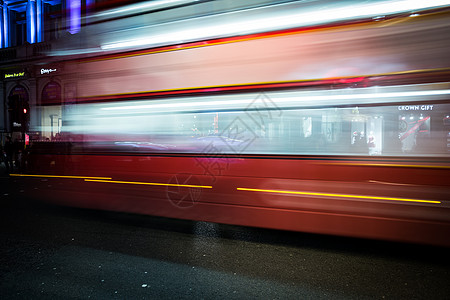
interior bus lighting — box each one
[100,89,450,111]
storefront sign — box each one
[40,68,57,75]
[398,105,434,111]
[41,81,62,105]
[4,72,25,79]
[10,85,29,100]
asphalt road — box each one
[1,173,449,299]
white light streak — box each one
[100,88,450,111]
[90,0,197,18]
[101,0,450,51]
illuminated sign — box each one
[398,105,434,111]
[10,85,29,101]
[4,72,25,79]
[40,68,57,75]
[41,82,62,105]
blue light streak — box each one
[1,5,4,48]
[36,0,42,42]
[2,4,9,48]
[27,0,36,44]
[68,0,81,34]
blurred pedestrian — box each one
[4,136,14,174]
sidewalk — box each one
[0,161,13,176]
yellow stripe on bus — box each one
[236,187,441,204]
[85,179,212,189]
[10,174,112,180]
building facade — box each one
[1,0,92,144]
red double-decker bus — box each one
[13,1,450,246]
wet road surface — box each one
[1,174,449,299]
